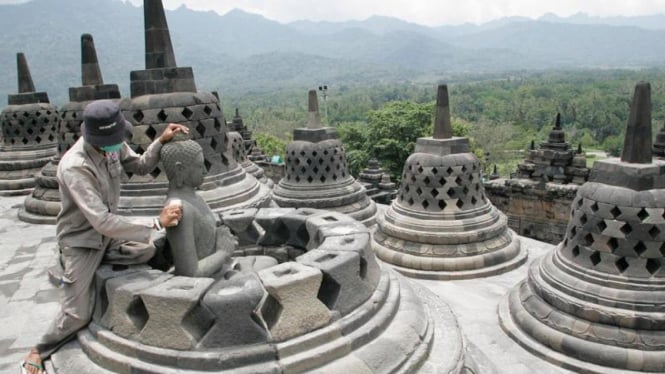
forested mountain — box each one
[0,0,664,105]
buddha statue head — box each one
[160,133,206,190]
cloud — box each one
[127,0,665,26]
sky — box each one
[1,0,664,25]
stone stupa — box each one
[18,34,121,224]
[372,84,526,279]
[500,82,665,373]
[271,90,377,225]
[0,53,58,195]
[116,0,270,216]
[358,157,397,204]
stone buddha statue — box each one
[160,135,237,277]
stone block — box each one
[254,207,295,246]
[199,272,270,348]
[305,211,368,248]
[296,249,374,316]
[102,270,173,338]
[279,208,320,249]
[316,233,380,288]
[93,264,150,324]
[258,262,331,341]
[139,276,214,350]
[219,208,260,245]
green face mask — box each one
[100,143,123,153]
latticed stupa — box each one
[358,157,397,204]
[0,53,58,196]
[271,90,377,225]
[500,82,665,373]
[372,84,526,279]
[18,34,121,224]
[116,0,270,216]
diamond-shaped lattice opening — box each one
[423,176,430,184]
[471,196,478,205]
[579,213,587,225]
[295,159,300,165]
[461,165,467,172]
[417,166,424,173]
[637,208,649,222]
[157,110,168,122]
[312,166,319,174]
[455,176,463,185]
[620,223,632,236]
[475,184,480,191]
[610,206,622,219]
[260,294,283,330]
[311,150,317,157]
[213,118,221,132]
[416,187,422,196]
[210,138,218,151]
[307,159,312,165]
[196,123,206,137]
[300,151,306,156]
[447,189,455,198]
[431,189,439,198]
[133,110,144,122]
[634,241,647,256]
[649,226,660,239]
[300,167,306,174]
[462,186,469,195]
[607,237,619,252]
[438,200,447,210]
[590,202,599,212]
[332,174,338,181]
[307,176,313,183]
[411,175,417,183]
[399,194,404,201]
[408,198,414,206]
[432,167,438,175]
[404,185,410,193]
[660,243,665,257]
[181,107,193,119]
[22,138,28,145]
[320,175,326,183]
[577,198,584,208]
[319,158,325,165]
[13,128,20,136]
[446,167,454,175]
[646,259,661,275]
[145,126,157,140]
[39,126,45,133]
[584,233,594,246]
[150,167,161,179]
[589,251,601,266]
[323,150,329,155]
[48,134,55,142]
[295,176,301,182]
[204,159,212,172]
[571,245,580,257]
[439,177,446,186]
[203,105,212,115]
[596,220,607,232]
[127,297,149,331]
[570,226,577,236]
[615,257,629,273]
[456,199,464,209]
[317,273,341,310]
[422,200,430,209]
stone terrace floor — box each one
[0,196,571,373]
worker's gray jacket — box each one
[56,137,163,250]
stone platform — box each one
[0,196,572,373]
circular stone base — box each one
[46,270,470,374]
[498,292,647,374]
[17,207,56,225]
[378,245,528,280]
[0,187,33,196]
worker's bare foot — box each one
[21,348,44,374]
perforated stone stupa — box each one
[228,129,273,187]
[372,84,526,279]
[0,53,58,196]
[116,0,270,216]
[47,208,475,373]
[358,157,397,204]
[272,90,377,225]
[500,82,665,373]
[18,34,121,224]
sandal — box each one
[20,360,44,374]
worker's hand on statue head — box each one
[159,123,190,144]
[159,203,182,228]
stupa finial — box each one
[621,82,652,164]
[17,53,35,93]
[81,34,104,86]
[554,112,562,130]
[433,84,452,139]
[307,89,321,128]
[144,0,177,69]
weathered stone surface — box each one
[373,84,525,279]
[258,261,331,341]
[139,276,214,349]
[358,157,397,204]
[272,89,376,226]
[501,81,665,372]
[199,272,270,348]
